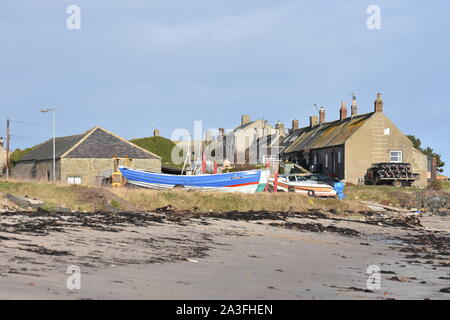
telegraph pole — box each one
[6,118,10,179]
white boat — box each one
[270,174,337,197]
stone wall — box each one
[0,147,6,174]
[12,160,61,181]
[345,112,428,187]
[411,148,429,187]
[60,158,161,185]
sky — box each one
[0,1,449,174]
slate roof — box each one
[17,127,160,162]
[66,128,159,159]
[19,133,87,161]
[281,112,374,154]
[231,119,272,133]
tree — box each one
[407,135,445,173]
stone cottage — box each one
[13,127,161,185]
[281,93,431,187]
[215,115,280,165]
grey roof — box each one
[19,133,87,161]
[17,127,160,162]
[66,128,159,159]
[282,113,374,154]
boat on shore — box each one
[118,167,268,193]
[271,174,337,197]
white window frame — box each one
[384,128,391,135]
[390,151,403,163]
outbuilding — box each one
[12,126,161,185]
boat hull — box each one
[119,167,268,194]
[272,180,337,197]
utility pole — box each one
[41,108,56,182]
[6,118,10,179]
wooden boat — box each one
[271,174,337,197]
[118,167,269,193]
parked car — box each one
[302,174,341,187]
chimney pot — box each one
[351,94,358,117]
[319,107,326,124]
[292,119,299,131]
[374,92,383,112]
[153,129,160,137]
[340,101,348,120]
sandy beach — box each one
[0,208,449,300]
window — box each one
[384,128,391,135]
[338,151,341,164]
[313,154,317,165]
[67,176,82,185]
[325,154,329,168]
[390,151,402,163]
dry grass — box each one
[345,185,415,207]
[0,179,102,211]
[110,188,367,214]
[1,179,418,214]
[442,181,450,191]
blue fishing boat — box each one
[118,167,268,193]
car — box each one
[302,174,341,187]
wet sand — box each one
[0,209,449,299]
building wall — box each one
[0,146,6,174]
[231,120,277,164]
[345,112,428,187]
[281,145,345,178]
[411,148,428,187]
[309,146,345,179]
[12,160,61,181]
[60,158,161,185]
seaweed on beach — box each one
[269,222,360,237]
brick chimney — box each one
[310,116,318,128]
[292,119,299,131]
[374,92,383,113]
[351,94,358,117]
[339,101,347,121]
[241,115,251,125]
[153,129,160,137]
[319,107,325,124]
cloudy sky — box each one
[1,1,449,174]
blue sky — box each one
[1,1,449,174]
